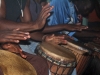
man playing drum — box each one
[0,0,53,75]
[28,0,95,75]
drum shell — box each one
[62,41,91,75]
[37,42,77,75]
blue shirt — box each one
[48,0,78,25]
[47,0,78,41]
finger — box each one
[13,31,30,35]
[41,6,53,18]
[39,8,51,21]
[42,7,53,18]
[19,49,27,58]
[13,28,20,31]
[42,3,50,9]
[60,40,67,44]
[2,39,19,43]
[54,36,65,39]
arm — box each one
[73,31,99,38]
[30,31,67,44]
[0,0,53,31]
[42,24,88,33]
[30,31,44,41]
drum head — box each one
[62,38,90,54]
[40,42,76,64]
[0,50,37,75]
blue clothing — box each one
[20,39,39,54]
[48,0,78,41]
[48,0,78,25]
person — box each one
[0,33,67,75]
[0,0,93,75]
[0,0,69,75]
[22,0,89,54]
[72,0,100,44]
[0,0,53,31]
[0,0,54,75]
[29,0,95,75]
[0,43,49,75]
[0,0,88,53]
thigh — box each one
[24,52,49,75]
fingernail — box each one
[25,32,29,34]
[27,35,30,38]
[24,37,27,39]
[15,40,19,43]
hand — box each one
[1,43,27,58]
[64,24,88,31]
[0,29,30,43]
[44,34,67,44]
[35,3,54,29]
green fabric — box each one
[5,0,27,21]
[82,17,88,26]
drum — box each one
[85,42,100,58]
[62,39,91,75]
[84,42,100,75]
[37,42,76,75]
[0,50,37,75]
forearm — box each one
[42,24,65,33]
[30,32,44,41]
[74,31,97,38]
[0,19,39,31]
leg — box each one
[24,52,49,75]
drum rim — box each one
[37,45,76,67]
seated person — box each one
[0,34,67,75]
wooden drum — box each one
[62,39,91,75]
[37,42,77,75]
[85,42,100,58]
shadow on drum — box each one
[62,39,92,75]
[37,42,77,75]
[0,50,37,75]
[83,42,100,75]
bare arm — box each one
[0,0,53,31]
[30,31,44,41]
[73,31,99,38]
[42,24,88,33]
